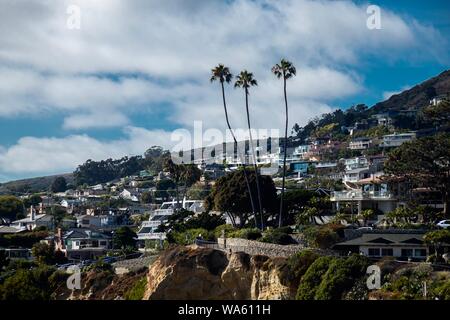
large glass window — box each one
[414,249,426,257]
[368,248,380,256]
[401,249,413,257]
[381,248,393,256]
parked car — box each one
[436,220,450,229]
[357,227,373,231]
[102,256,117,264]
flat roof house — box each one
[381,132,416,148]
[348,137,372,150]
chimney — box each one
[30,205,36,221]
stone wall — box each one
[217,237,305,258]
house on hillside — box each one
[120,189,140,202]
[331,174,398,215]
[54,228,112,261]
[10,206,53,231]
[381,132,416,148]
[348,137,372,150]
[333,230,429,261]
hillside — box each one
[0,173,74,195]
[1,70,448,194]
[371,69,450,113]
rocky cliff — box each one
[143,245,295,300]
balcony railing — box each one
[152,208,174,216]
[137,232,166,240]
[331,190,394,201]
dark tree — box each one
[384,133,450,216]
[50,177,67,193]
[113,226,137,249]
[140,191,153,204]
[205,170,277,227]
[0,195,24,220]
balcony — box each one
[331,190,394,201]
[137,232,166,240]
[152,208,174,216]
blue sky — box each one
[0,0,449,182]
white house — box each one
[120,189,140,202]
[349,137,372,150]
[381,132,416,148]
[10,206,53,231]
[334,231,429,261]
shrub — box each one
[167,228,213,245]
[233,228,262,240]
[430,280,450,300]
[261,228,295,245]
[302,225,341,249]
[124,276,147,300]
[213,224,236,239]
[0,231,48,248]
[315,255,370,300]
[283,250,320,287]
[0,265,58,300]
[296,256,335,300]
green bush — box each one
[315,255,370,300]
[233,228,262,240]
[296,256,335,300]
[213,224,236,239]
[0,265,58,300]
[124,276,147,300]
[430,280,450,300]
[0,231,49,248]
[302,225,341,249]
[261,228,295,245]
[167,228,213,245]
[284,250,320,287]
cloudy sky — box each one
[0,0,449,182]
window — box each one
[414,249,426,257]
[381,248,393,256]
[368,248,380,256]
[401,249,413,257]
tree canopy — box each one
[0,195,24,220]
[205,170,277,227]
[50,176,67,193]
[384,133,450,216]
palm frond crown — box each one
[210,64,233,83]
[271,59,296,80]
[234,70,258,89]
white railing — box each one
[141,220,162,228]
[331,190,394,201]
[152,208,174,216]
[137,232,166,240]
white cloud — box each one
[382,85,412,100]
[0,0,448,179]
[0,126,182,177]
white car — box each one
[436,220,450,229]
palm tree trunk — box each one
[221,83,258,228]
[279,75,288,227]
[245,87,264,229]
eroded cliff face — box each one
[143,245,295,300]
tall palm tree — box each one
[234,70,264,229]
[210,65,258,228]
[272,59,296,227]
